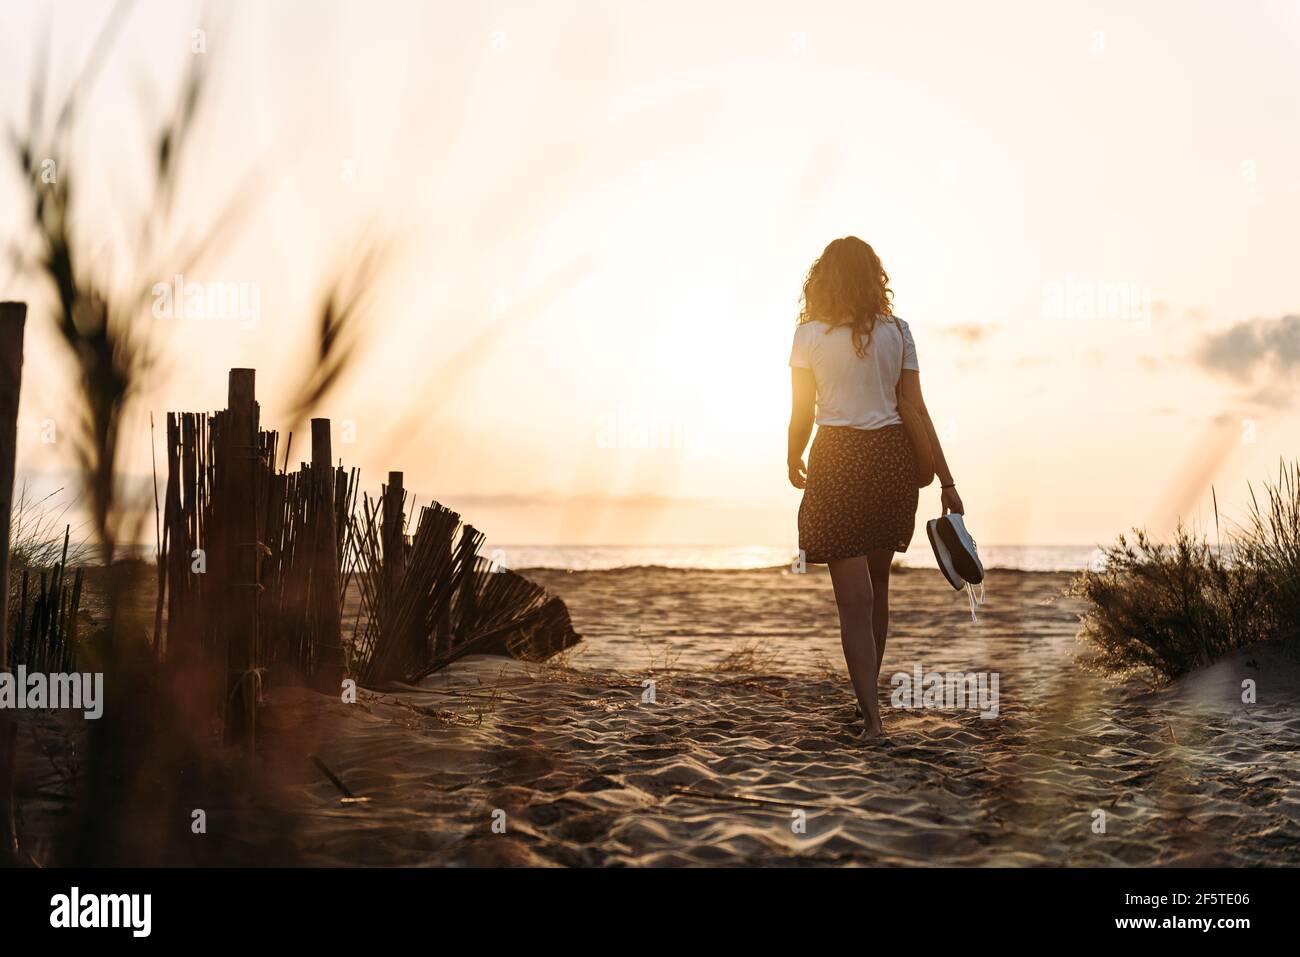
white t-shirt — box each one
[788,317,919,430]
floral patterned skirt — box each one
[798,424,919,564]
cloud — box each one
[1195,314,1300,381]
[939,323,992,343]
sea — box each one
[109,541,1098,574]
[486,544,1098,574]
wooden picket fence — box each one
[150,369,581,748]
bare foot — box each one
[858,717,884,741]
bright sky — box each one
[2,0,1299,550]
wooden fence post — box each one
[382,471,405,593]
[0,303,28,865]
[225,369,259,749]
[381,472,410,663]
[311,418,344,690]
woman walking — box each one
[787,237,964,738]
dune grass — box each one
[8,484,89,572]
[1239,461,1300,641]
[1074,461,1300,684]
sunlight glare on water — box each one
[490,543,1098,573]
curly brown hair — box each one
[798,236,896,358]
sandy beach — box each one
[3,8,1299,941]
[17,564,1290,867]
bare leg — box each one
[867,549,894,676]
[827,557,881,737]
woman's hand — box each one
[941,484,964,515]
[788,458,807,489]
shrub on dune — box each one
[1074,462,1298,684]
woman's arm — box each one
[899,369,965,514]
[787,367,816,488]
